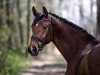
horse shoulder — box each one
[88,44,100,75]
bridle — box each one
[31,16,53,52]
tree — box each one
[97,0,100,40]
[26,0,31,57]
[17,0,24,46]
[0,0,3,28]
[27,0,31,44]
[6,0,14,48]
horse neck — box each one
[51,16,94,63]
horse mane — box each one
[32,12,95,41]
[49,13,95,41]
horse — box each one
[28,6,100,75]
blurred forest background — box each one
[0,0,100,75]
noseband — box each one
[31,18,52,51]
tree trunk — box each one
[6,0,13,48]
[0,0,3,28]
[27,0,31,44]
[97,0,100,40]
[26,0,31,57]
[17,0,24,46]
[6,0,12,27]
[79,0,85,28]
[91,0,93,15]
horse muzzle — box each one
[28,46,39,56]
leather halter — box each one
[31,17,52,51]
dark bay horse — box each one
[28,6,100,75]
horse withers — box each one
[28,6,100,75]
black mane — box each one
[49,13,95,41]
[32,12,95,41]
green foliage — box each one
[0,0,33,75]
[0,25,31,75]
[0,48,31,75]
[0,25,11,43]
[0,25,11,75]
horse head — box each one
[28,6,53,56]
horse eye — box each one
[43,25,48,29]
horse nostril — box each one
[31,46,37,52]
[28,46,38,56]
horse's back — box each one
[88,44,100,75]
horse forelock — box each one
[32,13,44,26]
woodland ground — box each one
[21,60,67,75]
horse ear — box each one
[32,6,38,16]
[43,6,48,18]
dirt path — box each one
[21,60,67,75]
